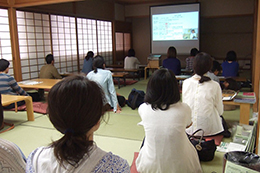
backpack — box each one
[126,88,145,110]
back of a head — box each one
[145,68,180,110]
[193,52,212,83]
[0,59,10,72]
[190,48,199,56]
[225,78,240,91]
[85,51,94,61]
[93,55,105,73]
[211,60,222,72]
[167,46,177,58]
[45,54,54,64]
[48,75,106,166]
[128,49,135,57]
[225,50,237,61]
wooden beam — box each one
[13,0,83,8]
[8,7,22,81]
[0,0,9,7]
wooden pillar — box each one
[254,0,260,154]
[8,7,22,81]
[254,0,260,111]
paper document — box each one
[217,142,246,152]
[19,81,43,85]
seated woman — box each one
[162,46,181,75]
[124,49,140,70]
[221,50,239,77]
[186,48,199,71]
[26,75,130,172]
[82,51,94,74]
[87,55,121,113]
[136,69,202,173]
[182,52,224,137]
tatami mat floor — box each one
[0,77,252,173]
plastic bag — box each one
[224,151,260,171]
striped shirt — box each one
[0,73,28,96]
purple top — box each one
[221,61,239,77]
[162,58,181,75]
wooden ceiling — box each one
[0,0,194,8]
[0,0,82,8]
[114,0,193,5]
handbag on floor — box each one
[189,129,216,161]
[126,88,145,110]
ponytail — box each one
[199,76,211,83]
[51,133,93,167]
[94,67,98,73]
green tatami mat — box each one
[96,112,144,141]
[2,111,43,125]
[0,125,62,156]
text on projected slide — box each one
[152,11,199,41]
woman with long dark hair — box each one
[182,52,224,136]
[136,69,202,173]
[82,51,94,74]
[87,55,121,113]
[26,75,129,172]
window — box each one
[0,9,13,76]
[14,10,114,80]
[17,11,51,80]
[97,20,113,65]
[124,33,131,54]
[77,18,97,69]
[115,32,131,63]
[51,15,77,73]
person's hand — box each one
[115,104,121,113]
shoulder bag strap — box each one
[131,92,139,109]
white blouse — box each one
[182,74,224,136]
[136,102,202,173]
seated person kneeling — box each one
[26,76,130,172]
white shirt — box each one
[87,69,118,112]
[182,74,224,136]
[136,102,202,173]
[124,56,140,70]
[26,145,130,173]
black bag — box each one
[126,88,145,110]
[117,95,126,107]
[189,129,216,161]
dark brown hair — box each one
[193,52,212,83]
[128,49,135,57]
[0,59,10,72]
[167,46,177,58]
[92,55,105,73]
[144,68,180,110]
[45,54,54,64]
[85,51,94,61]
[48,75,107,167]
[225,50,237,61]
[225,78,240,91]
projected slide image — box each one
[183,28,198,40]
[152,11,198,41]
